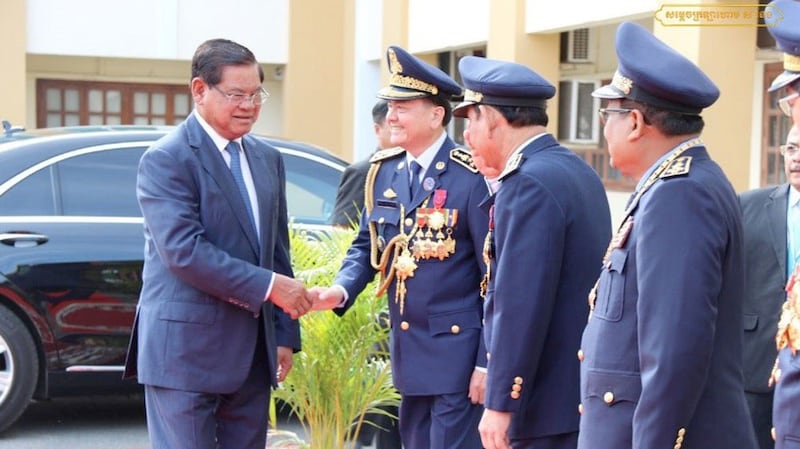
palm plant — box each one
[270,227,400,449]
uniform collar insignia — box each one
[449,148,478,173]
[370,146,406,163]
[660,156,692,179]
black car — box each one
[0,125,346,433]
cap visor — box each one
[377,85,431,100]
[452,100,476,118]
[591,84,626,99]
[768,71,800,93]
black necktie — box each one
[409,161,422,198]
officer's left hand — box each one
[468,368,486,404]
[276,346,294,382]
[479,409,512,449]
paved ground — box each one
[0,395,319,449]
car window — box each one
[283,152,341,225]
[0,168,56,215]
[58,147,146,217]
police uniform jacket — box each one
[483,133,611,440]
[773,275,800,449]
[334,136,489,396]
[578,144,756,449]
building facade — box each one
[0,0,788,220]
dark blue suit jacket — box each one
[124,114,300,393]
[334,136,489,396]
[740,185,789,392]
[578,145,757,449]
[482,134,611,440]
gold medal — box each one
[428,210,445,230]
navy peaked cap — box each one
[452,56,555,118]
[377,46,462,101]
[766,0,800,92]
[592,22,720,114]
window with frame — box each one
[438,48,486,146]
[558,80,600,143]
[762,62,792,186]
[37,79,192,128]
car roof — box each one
[0,125,346,182]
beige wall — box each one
[488,0,560,136]
[283,0,356,158]
[0,0,27,127]
[381,0,410,84]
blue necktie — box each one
[409,161,422,198]
[225,141,256,230]
[789,200,800,278]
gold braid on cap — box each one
[387,47,438,95]
[612,71,634,95]
[389,73,439,95]
[785,53,800,72]
[464,89,484,102]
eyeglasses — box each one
[778,92,799,117]
[212,85,270,106]
[597,108,634,125]
[780,143,800,157]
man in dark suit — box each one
[311,45,489,449]
[453,57,611,449]
[123,39,312,449]
[332,99,392,228]
[577,22,757,449]
[740,165,790,449]
[748,4,800,447]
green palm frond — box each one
[271,227,400,449]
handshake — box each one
[269,274,349,319]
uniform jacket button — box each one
[514,376,523,385]
[486,352,491,360]
[404,218,413,226]
[603,391,614,404]
[577,349,584,361]
[512,384,522,392]
[451,325,460,334]
[771,427,776,441]
[400,321,409,330]
[578,403,583,415]
[510,391,520,400]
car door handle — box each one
[0,232,49,248]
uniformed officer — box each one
[767,0,800,126]
[311,46,489,449]
[577,22,757,449]
[451,57,611,449]
[769,4,800,449]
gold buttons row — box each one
[509,376,524,400]
[398,321,460,334]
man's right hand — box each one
[308,286,344,311]
[269,274,313,319]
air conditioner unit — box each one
[567,28,592,63]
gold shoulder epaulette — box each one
[369,146,405,163]
[498,153,524,181]
[660,156,692,179]
[450,148,478,173]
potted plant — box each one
[270,227,400,449]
